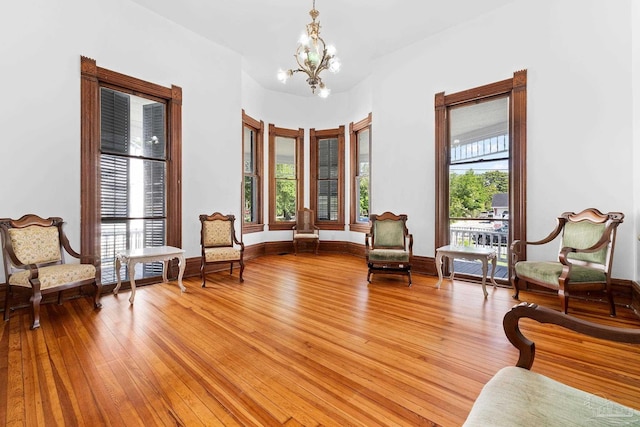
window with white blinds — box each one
[99,87,167,284]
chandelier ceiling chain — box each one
[277,0,341,98]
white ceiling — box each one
[130,0,517,97]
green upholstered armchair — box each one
[0,214,102,329]
[365,212,413,286]
[199,212,245,286]
[510,208,624,316]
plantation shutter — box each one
[317,138,338,220]
[100,88,130,283]
[142,103,167,276]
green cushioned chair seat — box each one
[463,366,640,426]
[368,249,409,263]
[515,261,606,288]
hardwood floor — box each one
[1,253,639,426]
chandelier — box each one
[277,0,341,98]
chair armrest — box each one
[407,233,413,256]
[365,233,372,253]
[503,302,640,370]
[231,233,245,250]
[510,220,565,264]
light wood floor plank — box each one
[0,253,639,426]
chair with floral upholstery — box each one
[365,211,413,286]
[199,212,245,286]
[0,214,102,329]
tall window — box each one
[435,70,527,282]
[349,113,372,232]
[242,110,264,234]
[268,124,303,230]
[310,126,344,229]
[80,56,182,285]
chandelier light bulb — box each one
[328,57,341,73]
[277,69,291,84]
[299,33,310,45]
[326,44,336,56]
[318,86,330,98]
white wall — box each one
[1,0,637,282]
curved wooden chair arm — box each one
[407,233,413,255]
[364,233,372,251]
[503,302,640,370]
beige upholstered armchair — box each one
[365,212,413,286]
[292,208,320,255]
[0,214,102,329]
[200,212,245,286]
[511,208,624,316]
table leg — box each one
[481,257,489,298]
[128,259,137,304]
[489,255,498,288]
[113,256,122,295]
[177,254,186,293]
[162,259,169,283]
[435,252,444,288]
[449,258,455,282]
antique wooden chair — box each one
[292,208,320,255]
[200,212,244,286]
[0,214,102,329]
[510,208,624,316]
[365,211,413,286]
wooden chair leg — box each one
[93,282,103,309]
[201,260,207,287]
[4,285,11,321]
[30,290,43,330]
[239,260,245,282]
[608,291,616,317]
[512,277,520,300]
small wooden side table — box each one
[435,245,498,298]
[114,245,186,303]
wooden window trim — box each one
[349,113,372,233]
[434,70,527,261]
[310,126,345,230]
[242,110,265,234]
[268,124,304,231]
[80,56,183,260]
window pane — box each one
[318,138,338,179]
[317,180,338,220]
[275,179,296,221]
[358,129,370,176]
[244,126,255,174]
[356,128,370,222]
[100,88,130,154]
[275,136,296,179]
[141,102,166,159]
[244,175,258,222]
[356,176,369,222]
